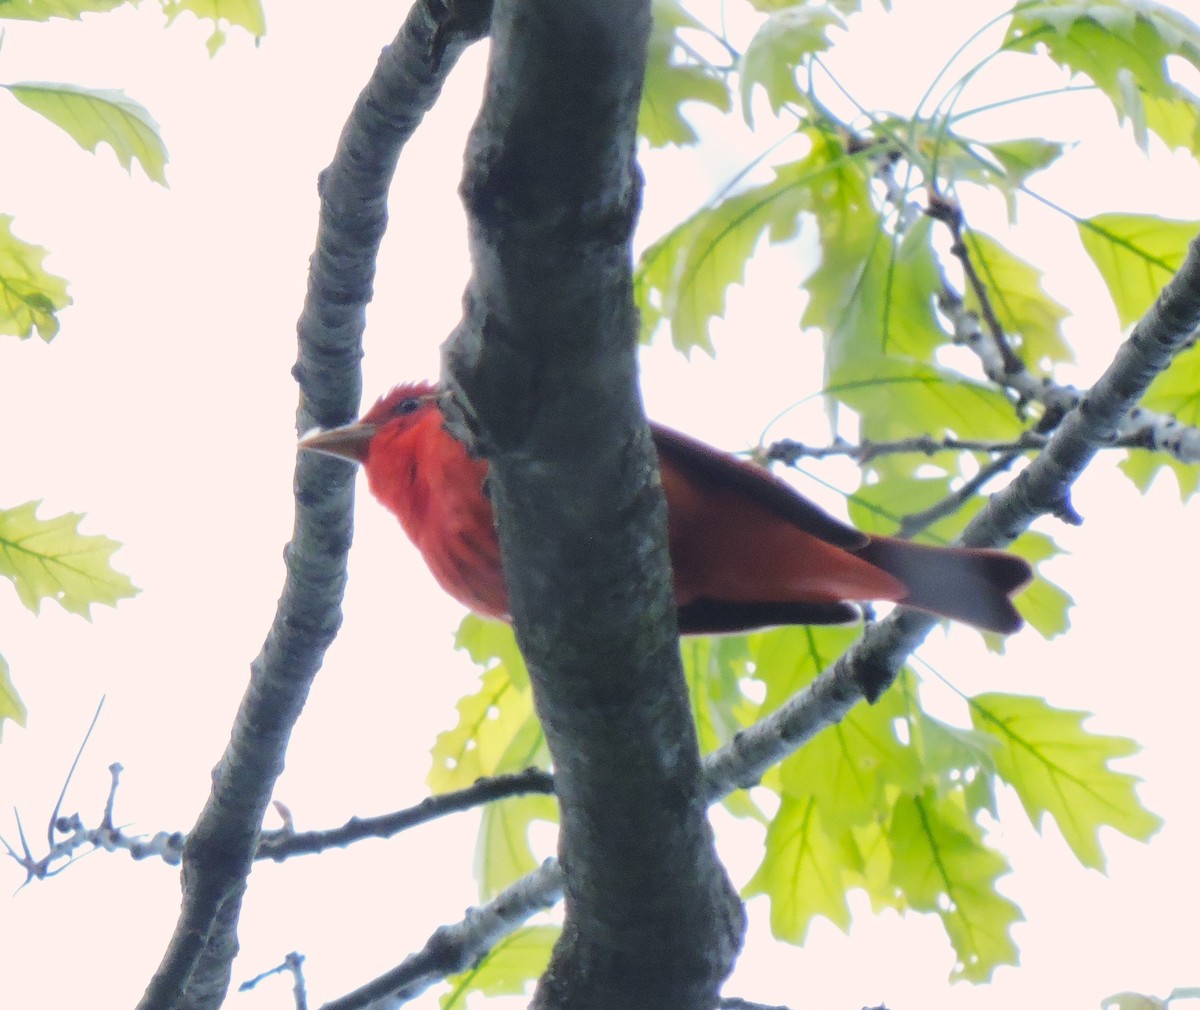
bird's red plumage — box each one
[305,382,1031,634]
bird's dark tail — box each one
[855,536,1032,634]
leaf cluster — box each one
[0,0,260,732]
[444,0,1192,999]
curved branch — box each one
[136,5,490,1009]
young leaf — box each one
[745,794,855,940]
[476,791,557,899]
[0,215,71,341]
[1118,449,1200,502]
[908,709,999,817]
[431,618,554,898]
[739,7,844,122]
[1101,993,1169,1010]
[161,0,267,54]
[1006,2,1200,154]
[1078,214,1199,329]
[920,133,1065,222]
[828,358,1021,445]
[427,625,541,793]
[6,83,168,185]
[748,623,860,713]
[441,925,559,1010]
[1114,338,1200,500]
[777,681,924,834]
[0,0,127,20]
[1002,531,1071,640]
[888,792,1021,982]
[635,153,817,354]
[640,0,732,147]
[475,706,553,898]
[962,230,1072,366]
[0,654,29,740]
[969,692,1162,869]
[805,209,949,380]
[680,634,760,754]
[0,501,137,617]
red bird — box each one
[300,382,1031,634]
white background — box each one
[0,2,1198,1008]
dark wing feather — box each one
[676,597,858,635]
[650,422,868,551]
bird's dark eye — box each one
[393,397,421,417]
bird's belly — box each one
[418,516,509,620]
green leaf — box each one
[828,358,1022,445]
[962,230,1072,366]
[805,208,950,381]
[745,794,856,939]
[161,0,267,54]
[747,623,860,712]
[0,215,71,341]
[778,679,924,833]
[1118,448,1200,502]
[0,501,137,617]
[970,693,1162,869]
[1078,213,1198,329]
[640,0,732,147]
[1004,531,1072,640]
[680,634,760,753]
[477,791,557,899]
[1115,335,1200,500]
[475,709,554,897]
[923,134,1066,222]
[889,792,1021,982]
[739,7,844,122]
[1142,335,1200,424]
[747,0,876,13]
[431,618,554,898]
[6,83,168,185]
[636,132,855,355]
[0,0,128,20]
[1102,993,1169,1010]
[0,654,29,740]
[909,708,999,817]
[427,622,541,792]
[1007,2,1200,154]
[442,925,559,1010]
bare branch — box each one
[136,5,491,1009]
[3,764,185,883]
[6,767,551,883]
[927,190,1025,376]
[763,432,1046,466]
[897,449,1024,538]
[240,952,309,1010]
[256,768,554,861]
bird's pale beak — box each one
[298,422,377,463]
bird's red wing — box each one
[650,422,868,551]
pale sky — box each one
[1,2,1198,1008]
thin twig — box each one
[256,768,554,861]
[240,952,309,1010]
[927,189,1024,375]
[898,448,1024,537]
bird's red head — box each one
[299,382,440,463]
[360,382,440,429]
